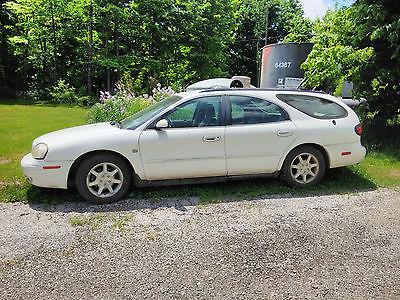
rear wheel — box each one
[281,146,326,187]
[75,154,132,204]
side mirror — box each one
[155,119,169,129]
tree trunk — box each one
[41,39,47,75]
[43,39,47,87]
[50,0,57,82]
[107,68,111,91]
[87,2,93,94]
[265,8,269,46]
[114,20,120,82]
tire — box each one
[75,154,132,204]
[281,146,326,188]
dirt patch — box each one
[0,180,23,187]
[0,157,11,165]
[390,170,400,178]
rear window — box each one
[277,94,348,119]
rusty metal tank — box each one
[259,42,313,89]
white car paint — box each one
[22,122,143,188]
[225,120,297,175]
[21,89,366,195]
[139,126,226,180]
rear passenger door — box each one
[225,95,297,175]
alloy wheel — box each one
[86,162,124,198]
[290,153,320,184]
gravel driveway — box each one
[1,188,400,299]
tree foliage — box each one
[2,0,315,96]
[352,0,400,122]
[228,0,312,84]
[0,0,25,95]
[4,0,240,96]
[300,7,372,93]
[297,2,399,145]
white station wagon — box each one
[21,89,366,204]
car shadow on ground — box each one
[27,166,377,213]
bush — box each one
[49,80,77,104]
[152,83,175,102]
[49,80,101,107]
[87,81,176,124]
[76,95,97,107]
[359,112,400,151]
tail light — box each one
[355,124,362,136]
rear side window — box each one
[229,96,289,125]
[277,94,348,119]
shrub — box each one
[87,81,176,124]
[76,95,97,107]
[87,92,133,124]
[49,80,77,105]
[152,83,175,102]
[49,81,98,107]
[358,112,400,151]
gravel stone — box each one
[1,188,400,299]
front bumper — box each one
[21,154,72,189]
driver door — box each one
[138,96,227,180]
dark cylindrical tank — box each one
[259,42,313,89]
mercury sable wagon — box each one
[21,89,366,204]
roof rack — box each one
[198,88,327,94]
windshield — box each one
[120,95,182,129]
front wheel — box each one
[281,146,326,188]
[75,154,132,204]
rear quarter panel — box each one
[273,95,365,170]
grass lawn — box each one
[0,101,399,205]
[0,103,87,181]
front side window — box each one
[277,94,348,119]
[121,95,182,129]
[164,96,221,128]
[229,96,289,125]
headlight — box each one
[32,143,48,159]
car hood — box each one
[32,122,141,162]
[33,122,117,146]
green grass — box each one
[358,148,400,187]
[69,217,91,226]
[0,103,87,180]
[0,101,87,204]
[0,101,399,205]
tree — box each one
[5,0,54,94]
[228,0,312,85]
[0,0,20,95]
[5,0,85,95]
[300,7,371,94]
[352,0,400,122]
[111,0,240,94]
[4,0,241,96]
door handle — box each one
[202,136,221,142]
[276,129,292,137]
